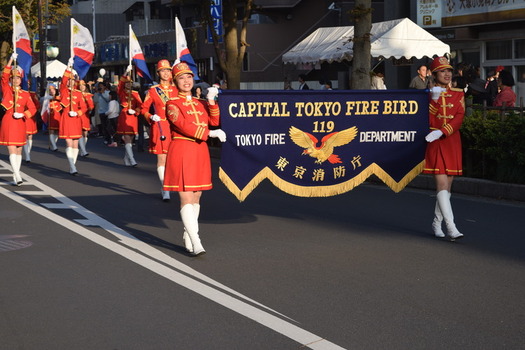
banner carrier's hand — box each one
[209,129,226,142]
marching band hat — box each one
[157,59,171,71]
[430,56,453,73]
[11,66,24,77]
[172,62,193,78]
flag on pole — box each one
[12,6,32,89]
[40,84,52,125]
[129,25,152,82]
[174,17,200,80]
[71,18,94,79]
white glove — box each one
[150,114,161,122]
[69,111,78,117]
[425,130,443,143]
[431,86,445,101]
[11,53,18,61]
[206,86,219,101]
[208,129,226,142]
[68,57,74,67]
[127,109,136,115]
[13,112,24,119]
[126,64,132,74]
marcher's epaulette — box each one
[450,87,464,92]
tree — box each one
[350,0,372,90]
[173,0,253,90]
[0,0,70,66]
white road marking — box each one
[0,160,346,350]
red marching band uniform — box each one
[26,91,40,136]
[80,82,94,132]
[117,75,142,135]
[140,60,178,154]
[59,68,87,140]
[163,92,220,192]
[0,65,37,146]
[422,87,465,176]
[45,94,62,131]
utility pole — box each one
[38,0,46,96]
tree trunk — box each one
[203,0,252,90]
[350,0,372,90]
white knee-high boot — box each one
[432,200,445,237]
[49,133,58,151]
[49,134,58,152]
[157,166,170,201]
[79,137,88,156]
[23,139,32,162]
[124,143,137,166]
[65,147,78,175]
[180,204,205,255]
[183,204,201,253]
[9,154,22,185]
[436,190,463,239]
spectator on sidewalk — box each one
[409,65,429,89]
[493,70,516,107]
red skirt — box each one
[48,111,61,130]
[148,119,171,154]
[25,116,38,135]
[59,112,83,139]
[81,113,91,131]
[0,113,27,146]
[163,138,212,192]
[117,111,138,135]
[423,132,463,175]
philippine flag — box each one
[129,26,152,82]
[71,18,94,79]
[40,84,52,125]
[174,17,200,80]
[12,6,32,89]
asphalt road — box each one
[1,133,524,350]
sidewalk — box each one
[406,174,525,202]
[210,146,525,202]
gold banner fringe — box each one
[219,160,425,202]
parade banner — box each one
[218,90,429,201]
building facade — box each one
[52,0,523,102]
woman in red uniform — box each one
[24,86,40,162]
[423,56,464,240]
[0,55,37,185]
[141,59,178,201]
[164,62,226,255]
[43,83,62,151]
[78,80,94,156]
[117,65,142,167]
[59,60,87,175]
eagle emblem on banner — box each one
[289,126,358,164]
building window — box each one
[486,40,512,60]
[517,65,525,83]
[242,53,249,72]
[515,39,525,59]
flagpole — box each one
[127,25,133,108]
[12,6,18,107]
[69,19,74,110]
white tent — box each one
[282,18,450,65]
[31,59,67,79]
